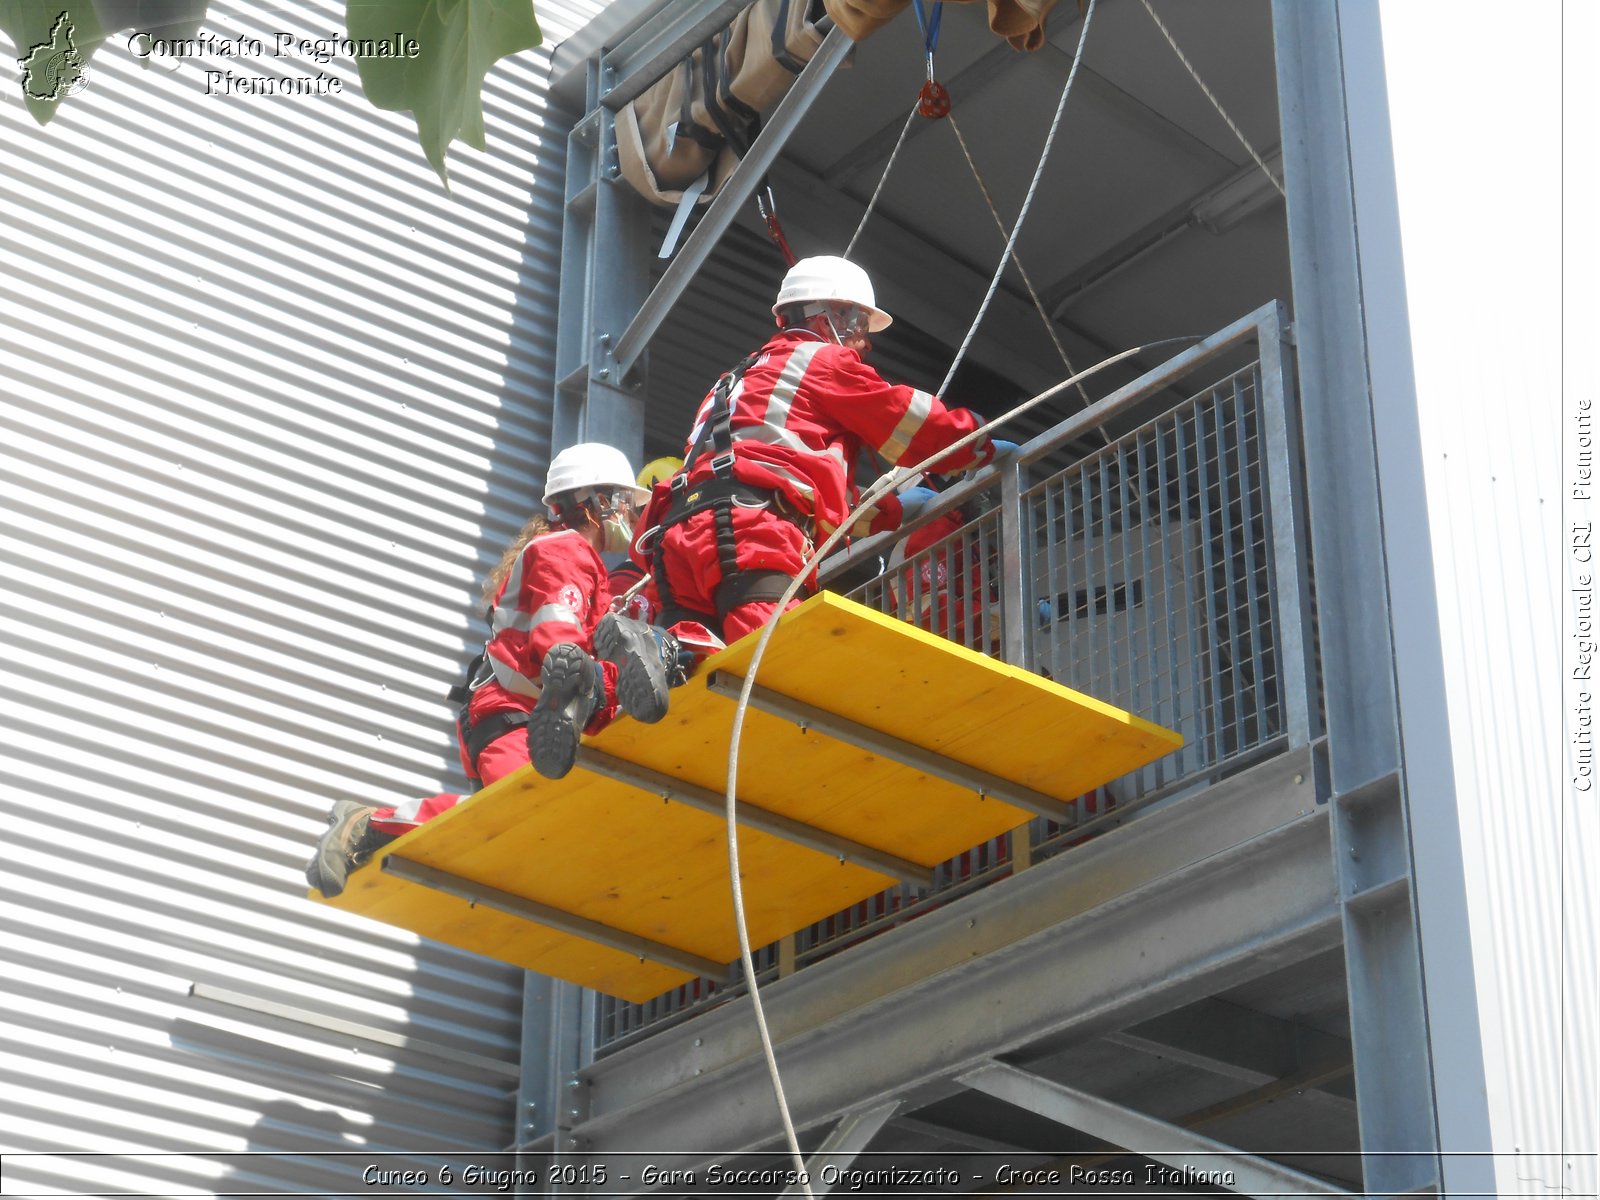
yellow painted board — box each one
[595,591,1184,865]
[311,591,1180,1002]
[313,751,899,1001]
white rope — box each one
[844,103,919,260]
[717,336,1201,1198]
[718,5,1108,1180]
[938,0,1097,397]
[1137,0,1285,198]
[945,111,1099,422]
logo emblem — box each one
[19,12,89,101]
[557,584,584,613]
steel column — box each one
[554,57,652,460]
[958,1062,1352,1197]
[1256,302,1321,749]
[1274,2,1441,1191]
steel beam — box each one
[703,672,1075,823]
[550,0,674,108]
[611,27,853,378]
[574,747,934,887]
[381,856,725,979]
[573,750,1337,1156]
[1275,3,1442,1191]
[598,0,754,112]
[781,1101,901,1198]
[958,1062,1352,1197]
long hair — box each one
[481,512,552,607]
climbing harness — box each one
[446,645,531,772]
[636,352,815,629]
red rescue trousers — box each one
[368,728,530,836]
[655,506,808,642]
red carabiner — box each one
[918,78,951,119]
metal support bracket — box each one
[704,671,1080,824]
[575,747,934,887]
[381,855,725,979]
[958,1062,1352,1197]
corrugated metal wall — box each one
[0,0,604,1192]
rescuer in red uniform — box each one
[305,443,649,898]
[569,255,1011,739]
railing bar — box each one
[1133,431,1159,779]
[1092,456,1113,700]
[1151,416,1179,784]
[1043,485,1061,684]
[1211,388,1246,754]
[1173,405,1212,763]
[1234,371,1271,744]
[1073,467,1089,688]
[1193,398,1228,760]
[1115,437,1140,717]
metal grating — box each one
[594,311,1312,1049]
[0,0,605,1192]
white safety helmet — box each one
[772,255,893,332]
[541,442,650,509]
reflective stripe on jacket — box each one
[678,330,991,536]
[470,528,614,721]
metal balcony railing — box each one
[593,302,1316,1052]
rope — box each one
[719,339,1215,1200]
[945,112,1098,419]
[1137,0,1285,198]
[937,0,1097,397]
[720,4,1109,1181]
[844,103,918,260]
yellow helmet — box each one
[637,456,684,490]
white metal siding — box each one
[0,0,605,1192]
[1359,3,1594,1196]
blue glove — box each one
[987,438,1021,463]
[897,486,940,523]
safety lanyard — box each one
[912,0,951,118]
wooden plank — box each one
[312,592,1182,1001]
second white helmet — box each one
[772,255,893,332]
[542,443,650,508]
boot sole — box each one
[305,799,368,898]
[595,614,670,724]
[528,644,593,779]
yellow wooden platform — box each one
[311,592,1182,1002]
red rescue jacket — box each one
[666,330,994,538]
[469,527,615,722]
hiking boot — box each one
[528,642,602,779]
[594,613,683,725]
[305,800,395,898]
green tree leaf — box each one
[0,1,207,125]
[347,0,541,187]
[1,2,106,124]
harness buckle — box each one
[708,450,736,478]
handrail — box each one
[819,302,1287,587]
